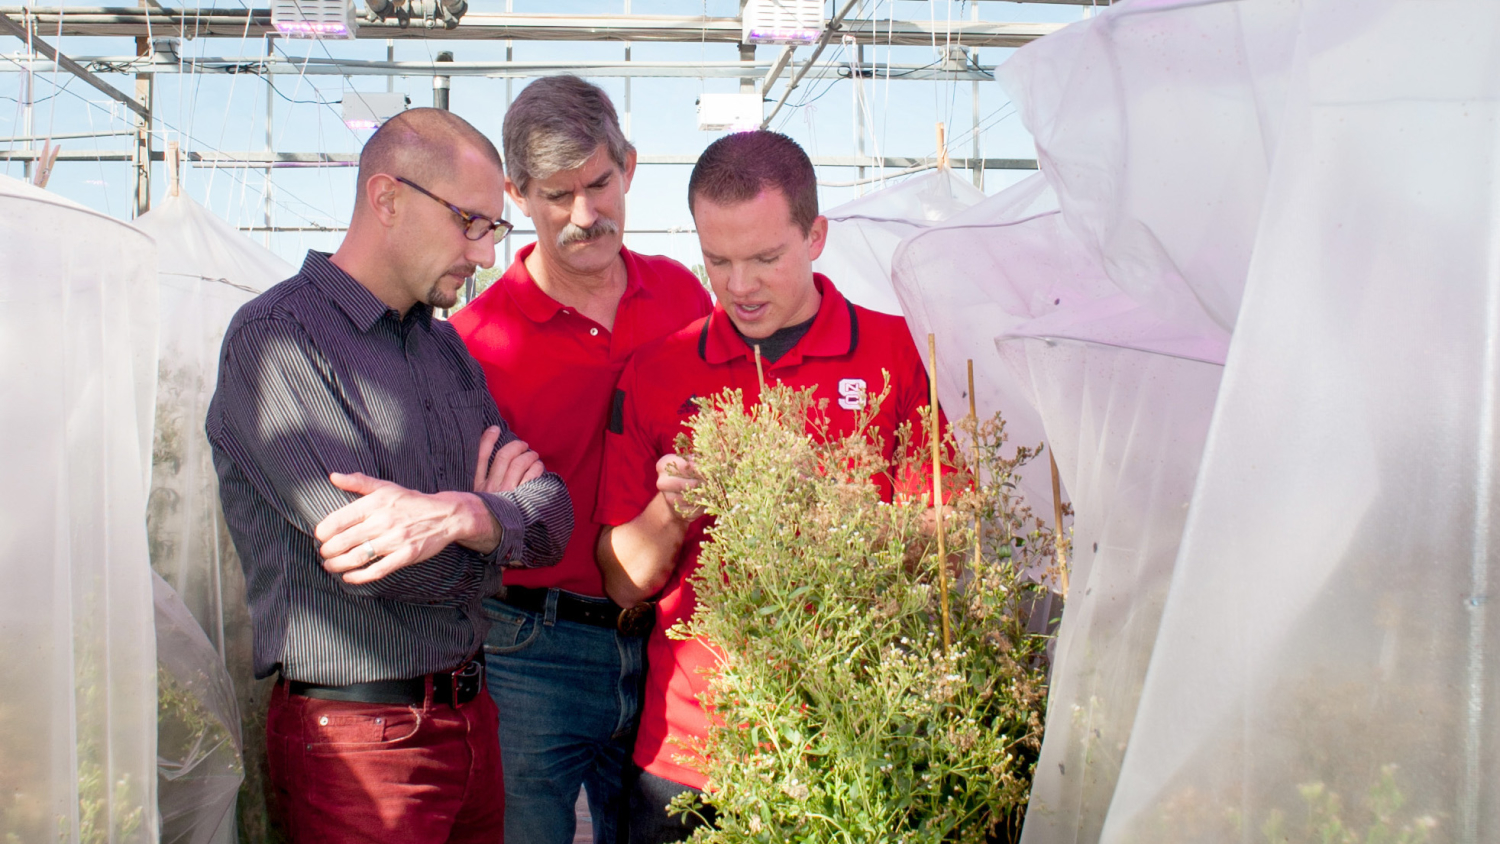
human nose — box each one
[725,263,756,297]
[466,231,497,269]
[569,192,598,230]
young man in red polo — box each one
[595,130,940,842]
[451,76,711,844]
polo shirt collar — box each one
[699,274,858,367]
[300,250,429,333]
[503,241,647,324]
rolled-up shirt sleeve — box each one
[476,472,571,568]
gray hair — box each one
[502,75,634,194]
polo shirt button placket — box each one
[590,328,599,337]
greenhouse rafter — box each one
[0,53,999,81]
[0,8,1065,46]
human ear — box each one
[366,173,401,227]
[806,215,829,261]
[505,177,535,219]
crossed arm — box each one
[316,427,545,585]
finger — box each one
[499,450,539,492]
[520,461,545,484]
[472,426,502,491]
[480,440,532,493]
[338,546,418,585]
[321,541,379,574]
[329,471,381,495]
[317,523,381,560]
[315,498,374,543]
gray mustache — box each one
[557,217,620,247]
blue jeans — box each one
[483,592,645,844]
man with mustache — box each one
[451,76,711,844]
[207,108,574,842]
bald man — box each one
[208,108,573,844]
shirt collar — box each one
[699,274,858,367]
[300,250,430,333]
[502,241,647,324]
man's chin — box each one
[426,280,463,310]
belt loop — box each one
[544,588,560,627]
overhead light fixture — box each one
[742,0,825,45]
[272,0,359,38]
[697,93,764,132]
[342,91,409,130]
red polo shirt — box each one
[453,243,712,597]
[596,275,940,789]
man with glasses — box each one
[450,76,711,844]
[207,107,573,844]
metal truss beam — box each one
[0,13,148,118]
[3,53,996,81]
[0,148,1038,170]
[0,8,1062,47]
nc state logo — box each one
[837,378,867,411]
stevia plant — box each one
[668,381,1055,843]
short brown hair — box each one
[503,76,634,194]
[688,131,818,234]
[357,107,503,195]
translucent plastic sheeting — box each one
[133,193,289,844]
[890,174,1078,538]
[815,168,986,316]
[1008,339,1220,844]
[1098,1,1500,840]
[999,0,1301,351]
[0,174,159,842]
[155,572,243,844]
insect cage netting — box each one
[1098,1,1500,841]
[891,1,1300,841]
[133,192,290,843]
[814,167,987,316]
[0,174,160,842]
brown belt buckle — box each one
[450,658,482,703]
[617,602,655,637]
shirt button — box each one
[590,328,599,336]
[424,399,433,410]
[319,716,329,726]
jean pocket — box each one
[483,601,541,655]
[302,702,422,753]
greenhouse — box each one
[1,0,1494,841]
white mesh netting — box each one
[134,192,290,844]
[0,174,160,843]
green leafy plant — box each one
[670,381,1054,843]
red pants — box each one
[265,679,505,844]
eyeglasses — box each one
[396,176,514,242]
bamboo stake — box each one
[936,122,949,170]
[753,343,766,395]
[1049,448,1070,598]
[968,360,980,582]
[928,334,952,653]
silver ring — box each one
[360,541,377,562]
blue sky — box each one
[0,0,1089,269]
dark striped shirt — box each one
[207,251,573,685]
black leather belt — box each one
[286,657,484,706]
[500,586,655,637]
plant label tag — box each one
[837,378,867,410]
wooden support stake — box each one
[32,140,58,188]
[936,122,949,170]
[928,334,952,653]
[967,359,981,581]
[1049,448,1069,598]
[753,343,766,396]
[166,140,180,197]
